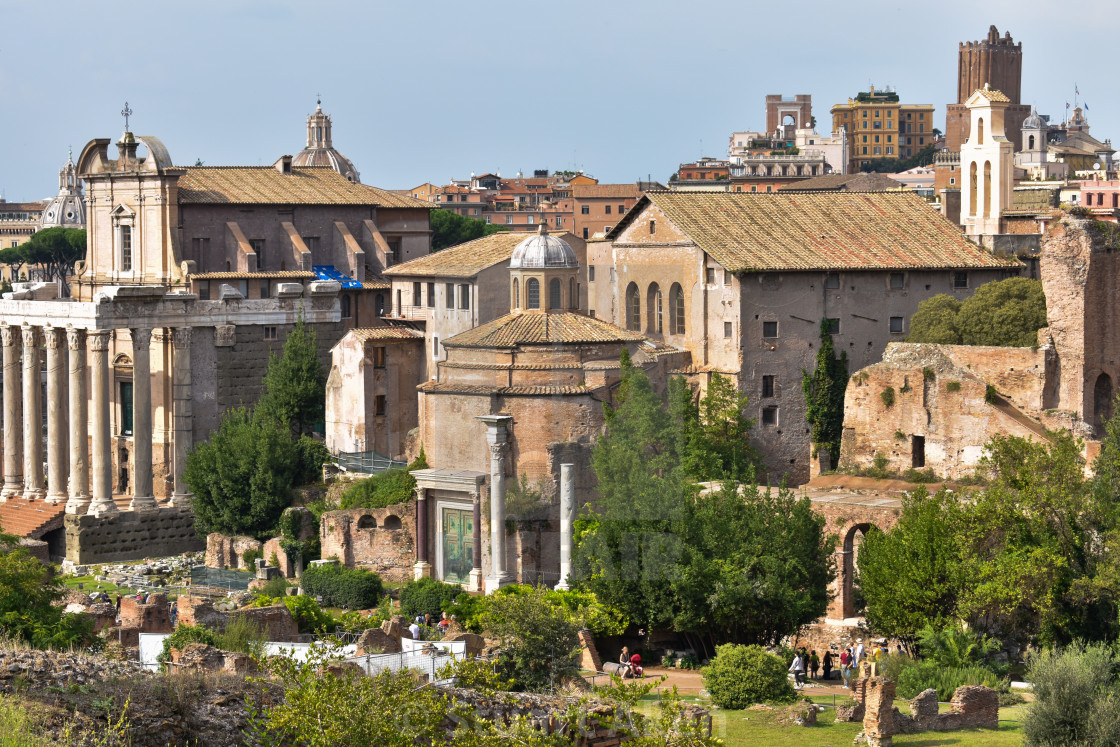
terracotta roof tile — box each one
[974,87,1011,103]
[382,232,526,278]
[573,184,641,199]
[786,173,905,192]
[178,167,432,208]
[443,311,643,348]
[350,327,424,342]
[612,191,1016,273]
[417,381,597,396]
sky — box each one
[1,0,1118,200]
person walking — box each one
[788,650,805,689]
[840,647,851,686]
[823,650,833,682]
[809,650,820,680]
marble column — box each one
[478,414,512,593]
[469,487,484,592]
[555,463,574,591]
[21,324,44,500]
[65,327,90,515]
[413,485,432,580]
[87,330,116,516]
[44,327,68,504]
[129,328,156,511]
[169,327,192,507]
[0,324,22,501]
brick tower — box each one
[945,26,1031,152]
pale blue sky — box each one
[1,0,1116,200]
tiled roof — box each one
[191,271,315,280]
[383,232,526,278]
[360,279,391,290]
[573,184,641,199]
[612,191,1015,273]
[443,311,643,348]
[178,167,432,208]
[973,87,1011,103]
[351,327,423,342]
[786,172,905,192]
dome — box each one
[1023,107,1043,131]
[292,100,360,183]
[40,152,85,229]
[509,225,578,269]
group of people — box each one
[789,638,873,689]
[409,612,457,640]
[618,647,644,678]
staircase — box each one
[0,498,66,539]
[988,394,1050,440]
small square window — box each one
[375,395,386,416]
[825,318,840,334]
[589,265,596,281]
[605,205,612,215]
[824,273,840,289]
[890,316,904,334]
[618,204,625,214]
[762,375,775,398]
[724,321,733,338]
[762,406,778,426]
[953,272,968,289]
[581,205,590,215]
[890,272,904,290]
[762,321,778,338]
[264,326,277,340]
[706,268,716,284]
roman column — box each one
[413,485,432,580]
[21,324,44,500]
[170,327,192,507]
[0,324,22,501]
[129,328,156,511]
[44,326,68,504]
[555,463,574,591]
[469,486,484,593]
[478,414,512,593]
[66,327,90,515]
[87,330,116,516]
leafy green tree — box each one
[906,294,962,344]
[802,319,849,460]
[674,373,758,482]
[702,644,795,708]
[430,208,508,251]
[185,407,300,538]
[0,543,93,649]
[339,468,417,509]
[479,585,582,693]
[256,317,326,435]
[956,277,1047,347]
[15,227,85,294]
[1023,642,1120,747]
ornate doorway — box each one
[441,506,474,584]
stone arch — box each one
[646,282,663,334]
[357,514,376,529]
[1094,372,1114,431]
[625,282,640,331]
[837,522,874,619]
[383,515,402,530]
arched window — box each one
[647,283,662,334]
[375,293,385,317]
[121,225,132,272]
[977,117,985,145]
[357,515,376,529]
[1028,134,1036,150]
[969,161,978,216]
[512,279,519,309]
[625,282,640,331]
[983,160,992,218]
[569,278,576,309]
[340,294,351,319]
[526,278,540,309]
[549,278,562,309]
[670,283,685,335]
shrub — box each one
[1023,642,1120,746]
[702,644,794,709]
[399,577,463,620]
[157,623,217,668]
[257,576,290,599]
[241,548,263,568]
[985,384,999,405]
[902,468,938,484]
[896,660,1003,701]
[301,564,384,610]
[479,586,582,692]
[443,585,629,637]
[946,381,961,392]
[295,435,331,485]
[880,387,896,408]
[923,367,936,381]
[340,469,416,510]
[251,594,335,634]
[217,615,268,657]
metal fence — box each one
[346,647,466,683]
[188,566,254,592]
[336,450,408,475]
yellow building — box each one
[831,87,936,170]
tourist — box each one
[809,650,820,680]
[408,620,421,640]
[788,650,805,689]
[823,650,833,682]
[114,593,121,615]
[629,652,643,678]
[855,639,865,666]
[437,612,451,635]
[619,646,632,678]
[840,647,851,686]
[169,600,178,627]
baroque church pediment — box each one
[110,204,135,219]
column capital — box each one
[0,324,14,348]
[66,326,86,351]
[488,442,509,461]
[173,327,192,348]
[414,485,426,502]
[43,326,65,349]
[88,330,111,352]
[20,324,39,348]
[131,327,153,350]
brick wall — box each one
[64,508,204,564]
[320,504,416,584]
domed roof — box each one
[41,152,85,229]
[1023,106,1043,131]
[509,225,578,269]
[292,100,360,183]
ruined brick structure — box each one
[319,503,416,584]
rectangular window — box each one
[119,381,134,436]
[446,282,456,310]
[238,279,249,298]
[825,318,840,334]
[724,321,733,338]
[197,280,210,300]
[706,268,716,284]
[120,225,132,272]
[618,204,625,214]
[825,272,840,289]
[890,316,904,334]
[950,177,956,185]
[264,326,278,340]
[581,205,590,214]
[761,406,778,426]
[432,335,440,358]
[527,215,535,224]
[506,215,513,224]
[604,205,612,215]
[604,226,612,233]
[485,215,491,224]
[459,284,470,310]
[260,280,270,299]
[890,272,904,289]
[412,282,422,307]
[762,375,775,398]
[723,269,731,286]
[953,272,968,289]
[427,282,436,308]
[373,347,386,368]
[249,239,265,255]
[375,395,386,416]
[762,321,778,338]
[589,265,595,281]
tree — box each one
[0,542,93,649]
[479,585,582,693]
[430,208,507,251]
[675,373,758,482]
[802,319,849,461]
[184,407,300,538]
[956,277,1047,347]
[256,317,326,435]
[906,294,962,344]
[15,227,85,294]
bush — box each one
[946,381,961,392]
[896,660,1003,701]
[1023,642,1120,746]
[985,384,999,405]
[241,548,263,568]
[702,644,795,709]
[902,468,938,484]
[340,469,416,510]
[880,387,896,408]
[295,436,331,485]
[443,585,629,637]
[252,594,336,634]
[399,577,463,620]
[301,563,384,610]
[0,545,94,650]
[217,614,268,657]
[479,586,582,692]
[257,576,290,599]
[157,623,216,668]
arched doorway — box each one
[1094,373,1114,431]
[840,523,872,619]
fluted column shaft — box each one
[1,325,22,500]
[66,327,89,515]
[21,324,44,500]
[170,328,193,506]
[129,328,156,511]
[44,327,68,504]
[87,331,116,516]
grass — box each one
[61,575,123,595]
[0,694,53,746]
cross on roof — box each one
[121,102,133,131]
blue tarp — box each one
[312,265,363,289]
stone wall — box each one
[175,595,299,641]
[205,533,263,570]
[64,508,204,564]
[320,504,416,584]
[845,677,1000,741]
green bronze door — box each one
[441,507,474,584]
